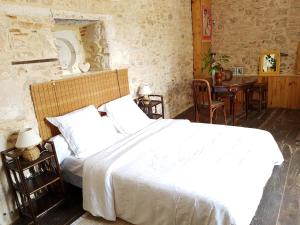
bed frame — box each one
[30,69,129,140]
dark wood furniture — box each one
[137,95,164,119]
[212,76,257,125]
[192,79,227,124]
[250,82,268,112]
[1,142,65,225]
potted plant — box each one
[202,49,230,84]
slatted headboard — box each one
[30,69,129,140]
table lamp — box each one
[139,84,152,104]
[16,128,42,161]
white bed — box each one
[60,119,283,225]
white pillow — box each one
[47,105,119,158]
[98,95,152,134]
[45,135,71,164]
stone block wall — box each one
[212,0,300,75]
[0,1,193,224]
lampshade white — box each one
[139,85,152,96]
[15,128,42,149]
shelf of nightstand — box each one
[7,151,54,171]
[13,172,60,195]
[21,191,64,219]
[150,113,163,119]
[146,100,161,107]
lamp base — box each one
[22,146,40,161]
[143,95,150,105]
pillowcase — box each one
[45,135,71,164]
[98,95,152,134]
[47,105,119,158]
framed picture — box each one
[233,66,244,76]
[259,51,280,76]
[202,5,212,42]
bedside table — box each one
[137,94,164,119]
[1,141,65,225]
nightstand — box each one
[137,94,164,119]
[1,141,65,225]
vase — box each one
[215,72,223,85]
[224,69,233,81]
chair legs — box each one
[210,107,227,125]
[209,108,214,124]
[194,106,199,122]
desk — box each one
[212,77,258,125]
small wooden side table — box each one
[1,141,65,225]
[136,95,164,119]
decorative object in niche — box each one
[54,29,85,75]
[55,37,76,70]
[259,51,280,76]
[79,62,91,73]
[297,43,300,75]
[202,5,212,42]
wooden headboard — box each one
[30,69,129,140]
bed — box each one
[30,69,284,225]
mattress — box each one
[82,119,284,225]
[61,132,129,188]
[61,156,84,188]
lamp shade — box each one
[15,128,42,149]
[139,85,152,96]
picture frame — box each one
[235,67,244,76]
[202,5,212,42]
[232,67,244,76]
[259,51,280,76]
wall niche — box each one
[53,19,110,75]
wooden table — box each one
[212,77,258,125]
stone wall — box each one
[0,1,193,224]
[212,0,300,75]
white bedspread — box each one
[83,119,284,225]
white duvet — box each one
[83,119,284,225]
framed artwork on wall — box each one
[231,67,244,75]
[259,51,280,76]
[202,5,212,42]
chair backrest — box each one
[192,79,212,110]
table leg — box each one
[230,92,237,125]
[245,88,250,120]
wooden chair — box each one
[192,79,227,124]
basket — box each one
[22,146,40,161]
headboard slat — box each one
[30,69,129,140]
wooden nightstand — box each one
[136,94,164,119]
[1,141,65,225]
